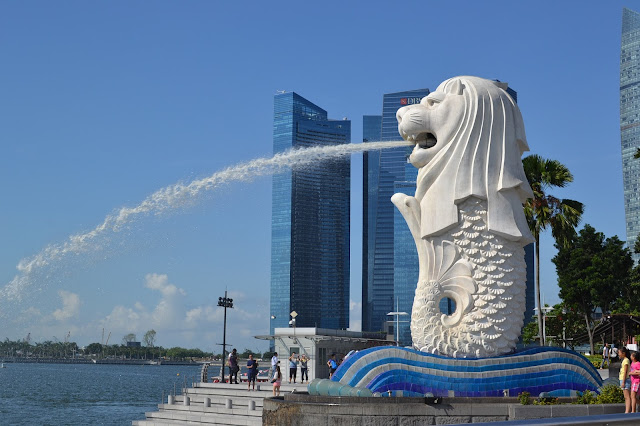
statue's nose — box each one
[397,106,409,125]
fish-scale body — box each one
[395,197,526,358]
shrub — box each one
[575,389,597,404]
[585,355,603,370]
[518,391,531,405]
[533,397,560,405]
[596,384,624,404]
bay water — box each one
[0,362,211,425]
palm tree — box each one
[523,154,584,346]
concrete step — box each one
[141,408,261,425]
[134,381,300,425]
[174,395,264,408]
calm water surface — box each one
[0,362,208,425]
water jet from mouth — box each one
[0,140,410,313]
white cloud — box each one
[144,273,186,297]
[52,290,80,321]
[91,274,268,351]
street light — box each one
[387,299,409,346]
[218,291,234,383]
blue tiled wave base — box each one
[312,346,602,397]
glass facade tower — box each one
[621,7,640,263]
[270,92,351,339]
[362,89,429,345]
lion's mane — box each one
[415,76,534,244]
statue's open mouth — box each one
[415,132,437,149]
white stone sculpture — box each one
[392,76,534,358]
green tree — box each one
[143,330,156,347]
[122,333,136,345]
[85,342,103,356]
[554,224,633,355]
[521,321,538,344]
[523,154,584,345]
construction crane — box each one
[105,331,111,346]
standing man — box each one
[601,343,610,369]
[246,354,258,391]
[228,348,239,384]
[300,354,309,384]
[289,352,299,383]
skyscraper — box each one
[621,7,640,263]
[270,92,351,339]
[362,89,429,345]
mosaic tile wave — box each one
[313,346,602,397]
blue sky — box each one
[0,1,631,353]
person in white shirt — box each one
[270,352,278,379]
[601,343,610,369]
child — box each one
[327,353,338,378]
[272,364,282,396]
[619,347,631,413]
[630,352,640,412]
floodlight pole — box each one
[218,291,234,383]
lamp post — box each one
[290,311,298,336]
[218,291,234,383]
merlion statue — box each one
[391,76,534,358]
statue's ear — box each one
[493,81,508,90]
[449,79,464,95]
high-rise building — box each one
[362,85,535,347]
[270,92,351,340]
[621,7,640,263]
[362,89,429,345]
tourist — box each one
[601,343,610,369]
[611,344,619,362]
[228,348,239,384]
[629,352,640,412]
[272,364,282,396]
[288,352,299,383]
[300,354,309,384]
[327,353,338,378]
[619,347,632,413]
[270,352,278,379]
[246,354,258,391]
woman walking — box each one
[619,347,632,413]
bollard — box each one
[248,400,256,411]
[168,395,175,405]
[183,396,190,406]
[204,397,211,407]
[225,398,232,409]
[256,384,261,391]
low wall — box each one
[263,394,626,425]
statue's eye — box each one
[425,98,440,107]
[421,92,446,107]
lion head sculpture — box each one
[396,76,534,244]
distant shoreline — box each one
[0,357,203,366]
